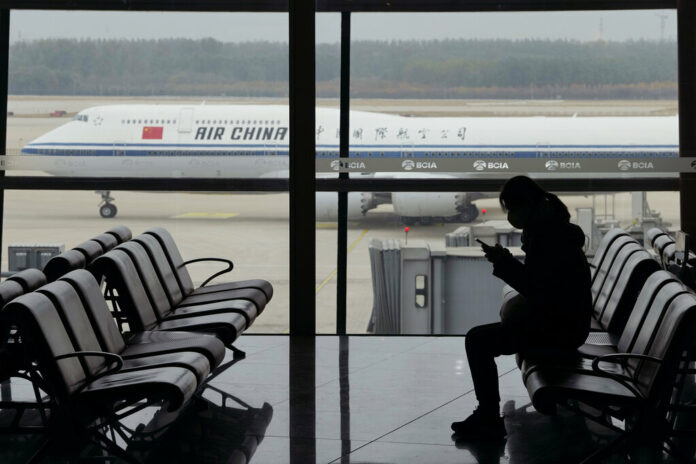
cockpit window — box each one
[73,114,89,122]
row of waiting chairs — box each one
[515,228,696,463]
[646,227,696,290]
[0,226,273,462]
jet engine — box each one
[315,192,378,221]
[391,192,479,224]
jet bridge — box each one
[367,238,525,335]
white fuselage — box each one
[19,104,679,220]
[21,104,678,178]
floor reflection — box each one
[135,389,274,463]
[2,336,690,463]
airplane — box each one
[19,104,678,222]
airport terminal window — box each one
[1,5,687,336]
[5,10,291,334]
[313,9,681,334]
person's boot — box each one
[451,406,506,440]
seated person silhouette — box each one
[451,175,592,440]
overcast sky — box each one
[10,10,676,44]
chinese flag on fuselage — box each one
[142,126,164,139]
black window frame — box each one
[1,0,693,338]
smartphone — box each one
[475,238,493,251]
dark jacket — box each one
[492,201,592,348]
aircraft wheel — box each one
[459,204,479,223]
[100,203,118,218]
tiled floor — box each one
[0,336,689,463]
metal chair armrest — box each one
[591,353,663,399]
[55,351,124,379]
[180,257,234,287]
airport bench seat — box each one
[43,249,87,282]
[0,269,49,381]
[523,288,696,462]
[111,242,258,327]
[143,227,273,302]
[41,227,134,283]
[105,225,132,244]
[128,235,263,323]
[645,227,668,249]
[134,232,271,313]
[1,291,201,458]
[58,270,226,381]
[520,271,689,375]
[37,277,214,386]
[92,250,248,347]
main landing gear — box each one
[97,190,118,218]
[458,203,480,223]
[400,204,481,226]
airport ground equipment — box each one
[445,220,522,248]
[367,239,402,333]
[368,227,659,336]
[8,244,63,273]
[368,239,525,334]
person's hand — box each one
[484,243,509,264]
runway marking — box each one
[316,222,337,229]
[172,212,239,219]
[315,228,369,294]
[282,228,369,334]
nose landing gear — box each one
[97,190,118,218]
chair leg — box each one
[91,429,142,464]
[229,344,246,360]
[580,432,630,464]
[26,437,52,464]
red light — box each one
[404,227,409,233]
[481,208,486,214]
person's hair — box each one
[499,175,570,222]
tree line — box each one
[8,38,677,99]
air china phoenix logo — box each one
[691,160,696,171]
[545,160,559,171]
[473,160,487,171]
[330,160,341,171]
[402,160,415,171]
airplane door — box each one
[178,108,194,133]
[113,142,126,156]
[401,143,414,159]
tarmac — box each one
[2,97,682,334]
